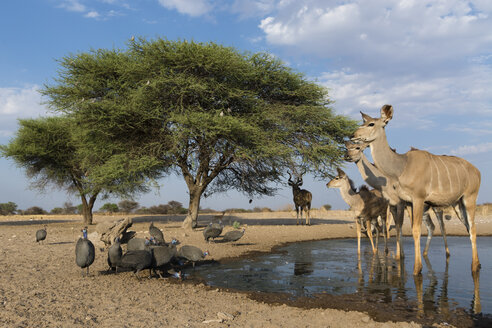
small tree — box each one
[63,202,78,214]
[0,202,18,215]
[24,206,46,215]
[118,199,139,213]
[50,207,64,215]
[100,203,119,213]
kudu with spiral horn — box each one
[288,171,312,225]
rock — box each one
[202,319,223,324]
[217,312,234,320]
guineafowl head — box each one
[203,250,210,257]
[82,227,88,239]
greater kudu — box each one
[345,141,451,258]
[288,172,312,225]
[327,168,388,255]
[352,105,481,275]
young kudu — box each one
[352,105,481,275]
[327,168,388,255]
[345,141,451,258]
[288,172,312,225]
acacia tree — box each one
[0,116,157,224]
[41,38,356,228]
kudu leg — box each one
[366,219,377,254]
[463,195,480,272]
[432,208,450,257]
[393,204,404,260]
[355,217,362,256]
[422,212,435,257]
[412,199,425,275]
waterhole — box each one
[188,236,491,319]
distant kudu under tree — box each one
[288,172,313,225]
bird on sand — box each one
[35,226,47,244]
[203,221,223,242]
[222,228,246,243]
[75,227,95,277]
[149,222,165,244]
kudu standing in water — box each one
[288,172,312,225]
[352,105,481,275]
[327,168,388,255]
[345,141,452,259]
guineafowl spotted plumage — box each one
[177,245,209,269]
[149,222,165,245]
[119,250,153,279]
[222,228,245,243]
[35,226,47,244]
[75,227,95,277]
[203,222,222,242]
[107,237,122,272]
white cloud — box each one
[84,10,100,18]
[450,142,492,155]
[158,0,213,17]
[230,0,276,18]
[319,64,492,128]
[0,86,48,138]
[259,1,492,73]
[58,0,86,12]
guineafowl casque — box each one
[35,226,47,244]
[107,237,122,272]
[177,245,209,269]
[75,227,95,277]
[149,222,165,245]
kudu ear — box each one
[360,111,372,123]
[380,104,393,125]
[336,168,346,177]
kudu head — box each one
[287,171,304,190]
[351,104,393,143]
[344,141,369,163]
[326,168,348,189]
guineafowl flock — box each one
[34,219,245,280]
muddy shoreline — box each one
[0,212,490,327]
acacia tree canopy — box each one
[41,38,357,228]
[0,116,157,224]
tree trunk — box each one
[80,194,98,225]
[182,187,202,230]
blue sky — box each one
[1,0,491,212]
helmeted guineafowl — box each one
[149,222,165,245]
[35,226,47,244]
[118,250,153,279]
[127,237,152,251]
[107,237,122,272]
[151,239,180,278]
[75,227,95,277]
[177,245,209,268]
[203,222,223,242]
[222,228,245,243]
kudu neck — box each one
[370,129,407,179]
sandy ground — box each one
[0,210,490,328]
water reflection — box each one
[189,237,491,317]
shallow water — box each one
[189,236,491,316]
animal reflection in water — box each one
[356,249,481,318]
